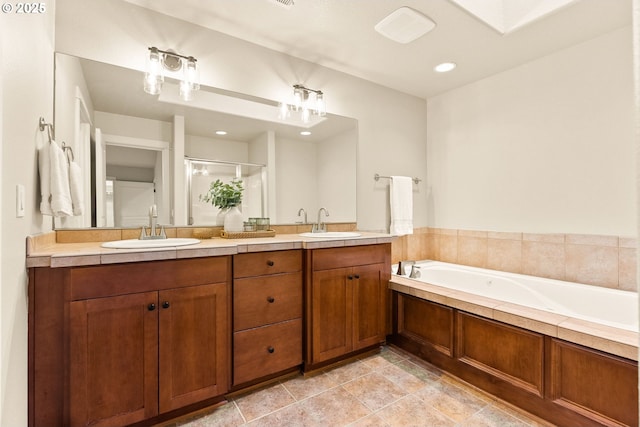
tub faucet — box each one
[312,207,329,233]
[140,204,166,240]
[297,208,307,224]
[396,260,415,276]
[409,264,421,279]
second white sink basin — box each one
[101,238,200,249]
[299,232,362,238]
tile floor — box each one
[168,346,552,427]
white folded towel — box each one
[49,141,73,217]
[390,176,413,236]
[69,160,84,216]
[38,142,53,215]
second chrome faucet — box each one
[312,207,329,233]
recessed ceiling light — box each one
[215,130,227,135]
[300,131,311,136]
[434,62,456,73]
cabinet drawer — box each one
[234,319,302,385]
[311,244,388,271]
[234,273,302,331]
[70,257,229,300]
[234,250,302,278]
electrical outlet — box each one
[16,184,25,217]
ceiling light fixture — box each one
[434,62,457,73]
[144,47,200,101]
[278,84,326,123]
[215,130,227,135]
[300,131,311,136]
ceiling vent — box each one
[268,0,294,9]
[375,7,436,44]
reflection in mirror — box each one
[186,158,266,225]
[54,52,358,228]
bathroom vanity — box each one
[27,232,392,427]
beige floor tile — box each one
[346,413,390,427]
[414,381,487,423]
[247,387,372,427]
[281,372,339,401]
[342,372,408,411]
[179,401,246,427]
[233,383,296,422]
[376,394,456,427]
[460,405,531,427]
[324,360,373,384]
[379,363,429,393]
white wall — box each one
[1,5,55,426]
[54,0,429,233]
[427,26,636,236]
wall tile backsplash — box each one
[391,228,637,292]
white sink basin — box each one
[101,238,200,249]
[299,232,362,238]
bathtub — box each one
[393,260,638,332]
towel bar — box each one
[374,173,421,185]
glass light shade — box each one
[293,87,304,111]
[180,57,199,101]
[315,92,326,116]
[301,107,311,123]
[277,102,290,119]
[144,48,164,95]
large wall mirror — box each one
[53,52,358,229]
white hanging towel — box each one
[390,176,413,236]
[38,142,53,215]
[49,141,73,217]
[69,160,84,216]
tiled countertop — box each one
[26,232,393,268]
[390,275,638,361]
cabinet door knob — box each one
[267,296,275,303]
[347,275,354,280]
[267,260,275,266]
[267,346,275,354]
[147,303,156,311]
[354,274,360,279]
[162,301,170,309]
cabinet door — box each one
[310,268,352,364]
[69,292,159,427]
[158,283,229,413]
[353,263,386,350]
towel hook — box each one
[39,117,54,143]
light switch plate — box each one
[16,184,25,217]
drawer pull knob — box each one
[347,275,354,280]
[267,260,275,266]
[267,346,275,353]
[354,274,360,279]
[267,296,275,303]
[147,303,156,311]
[162,301,170,309]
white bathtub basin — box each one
[299,232,361,238]
[101,238,200,249]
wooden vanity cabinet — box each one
[29,257,231,427]
[304,244,390,370]
[232,250,303,386]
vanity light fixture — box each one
[278,84,326,123]
[144,47,200,101]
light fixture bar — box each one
[148,47,197,63]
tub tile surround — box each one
[392,227,638,292]
[389,275,638,361]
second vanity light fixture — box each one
[278,84,326,123]
[144,47,200,101]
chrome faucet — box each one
[312,207,329,233]
[140,204,167,240]
[297,208,307,224]
[409,264,421,279]
[396,260,415,276]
